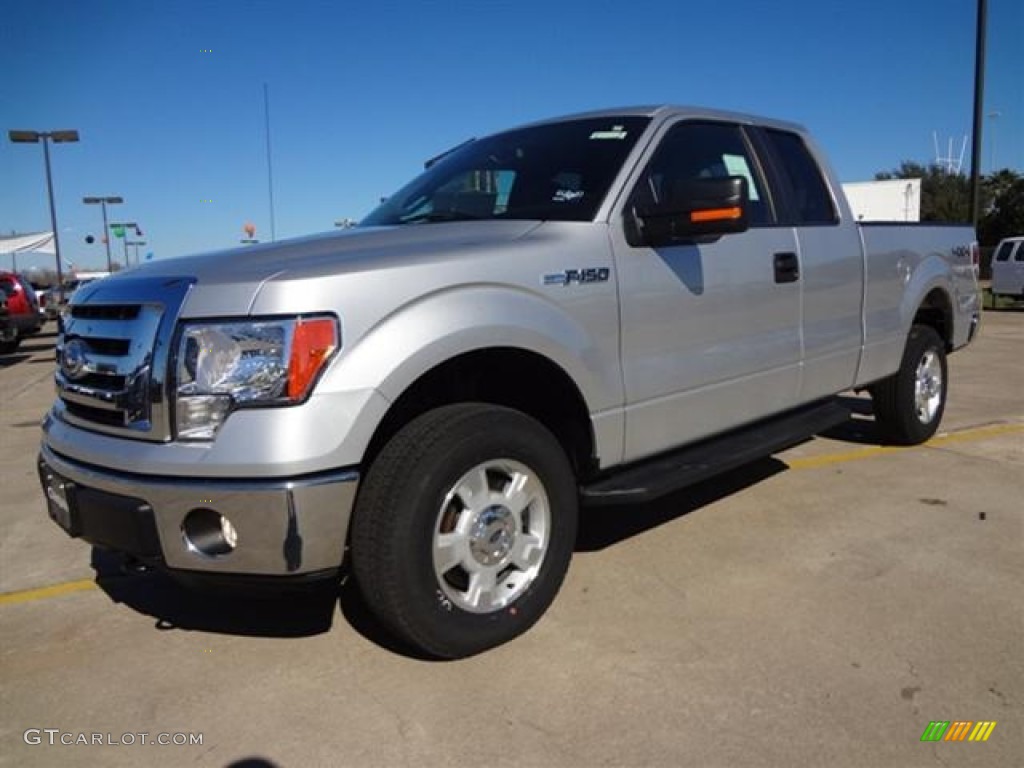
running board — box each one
[581,399,851,506]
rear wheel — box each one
[351,403,578,659]
[870,325,948,445]
[0,337,20,355]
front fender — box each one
[319,284,622,412]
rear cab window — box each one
[756,128,838,226]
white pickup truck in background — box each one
[39,106,980,657]
[991,235,1024,300]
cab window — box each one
[994,241,1013,261]
[760,129,838,225]
[627,121,774,228]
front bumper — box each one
[38,443,358,578]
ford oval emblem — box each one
[62,338,89,380]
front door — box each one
[610,119,802,462]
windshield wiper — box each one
[399,211,485,224]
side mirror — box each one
[633,176,750,247]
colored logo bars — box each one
[920,721,997,742]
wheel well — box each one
[913,289,953,350]
[363,348,597,479]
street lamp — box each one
[108,221,141,269]
[8,129,80,301]
[83,195,123,273]
[125,240,147,267]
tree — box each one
[978,176,1024,245]
[982,168,1021,207]
[875,162,972,222]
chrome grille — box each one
[55,277,194,441]
[71,304,141,321]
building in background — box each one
[842,179,921,221]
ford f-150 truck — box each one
[38,106,980,658]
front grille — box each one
[73,371,128,390]
[54,276,195,441]
[64,401,128,427]
[80,337,131,356]
[71,304,141,320]
[57,306,162,435]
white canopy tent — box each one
[0,231,56,273]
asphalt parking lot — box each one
[1,313,1021,768]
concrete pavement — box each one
[1,314,1021,767]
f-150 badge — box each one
[543,268,610,286]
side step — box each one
[580,399,851,506]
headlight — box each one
[175,316,338,440]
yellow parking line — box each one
[788,422,1024,471]
[2,423,1020,608]
[0,578,97,606]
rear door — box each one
[610,119,802,462]
[990,239,1014,295]
[753,128,864,400]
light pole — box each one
[968,0,988,228]
[83,196,123,273]
[108,221,141,269]
[8,129,79,301]
[986,111,1001,173]
[125,240,147,267]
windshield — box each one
[361,116,650,226]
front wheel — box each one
[869,325,948,445]
[350,403,578,659]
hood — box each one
[74,221,542,318]
[109,221,542,286]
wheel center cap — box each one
[469,505,515,566]
[920,373,937,397]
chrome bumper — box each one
[39,443,358,577]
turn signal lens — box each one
[287,317,338,399]
[690,206,743,223]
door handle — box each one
[774,252,799,284]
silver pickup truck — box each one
[38,106,980,657]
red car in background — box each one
[0,271,43,353]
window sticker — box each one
[590,125,629,140]
[553,189,585,202]
[722,154,760,201]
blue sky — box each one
[2,0,1021,271]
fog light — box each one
[182,508,238,557]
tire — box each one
[0,337,20,355]
[869,325,948,445]
[351,403,578,659]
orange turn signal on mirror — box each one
[690,206,742,223]
[287,317,338,400]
